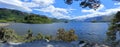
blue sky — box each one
[0,0,120,20]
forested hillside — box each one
[0,8,52,24]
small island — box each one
[64,21,69,23]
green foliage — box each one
[64,0,120,10]
[0,8,52,24]
[45,35,52,40]
[23,29,36,42]
[106,11,120,46]
[0,28,78,43]
[36,33,43,40]
[57,28,65,40]
[0,20,8,23]
[64,0,101,10]
[26,29,33,39]
[0,8,27,22]
[0,28,6,40]
[56,28,78,42]
[0,28,23,42]
[24,15,52,24]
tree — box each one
[0,28,5,40]
[0,28,20,42]
[63,29,78,42]
[45,35,52,40]
[68,29,78,41]
[26,29,33,39]
[56,28,78,42]
[64,0,120,10]
[64,0,101,10]
[36,33,43,40]
[57,28,65,40]
[24,14,52,24]
[24,29,37,42]
[106,11,120,46]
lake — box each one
[0,22,109,47]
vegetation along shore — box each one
[0,28,78,43]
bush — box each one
[44,35,52,40]
[56,28,78,42]
[36,33,43,40]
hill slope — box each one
[0,8,52,24]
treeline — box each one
[0,8,52,24]
[56,28,78,42]
[24,15,52,24]
[0,28,78,43]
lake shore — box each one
[0,40,111,47]
[0,23,10,27]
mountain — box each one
[0,8,52,24]
[83,15,114,22]
[73,15,114,22]
[0,8,114,23]
[51,18,70,23]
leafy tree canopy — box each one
[64,0,120,10]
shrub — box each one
[56,28,78,42]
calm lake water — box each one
[1,22,109,47]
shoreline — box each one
[0,23,10,27]
[0,40,110,47]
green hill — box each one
[0,8,52,24]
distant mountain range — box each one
[72,15,114,22]
[0,8,115,23]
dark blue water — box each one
[2,22,109,47]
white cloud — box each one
[31,0,74,19]
[104,7,120,14]
[34,5,73,19]
[81,9,96,13]
[35,5,68,14]
[75,4,106,20]
[97,4,105,11]
[22,2,39,8]
[32,0,54,7]
[74,4,120,20]
[0,0,32,12]
[21,0,55,8]
[0,0,55,12]
[72,12,102,20]
[114,2,120,5]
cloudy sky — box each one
[0,0,120,20]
